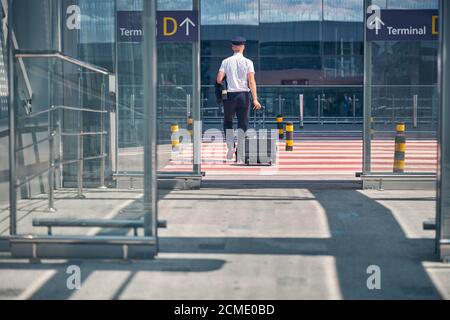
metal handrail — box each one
[15,50,112,75]
[15,153,108,189]
[19,105,107,120]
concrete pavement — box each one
[0,176,449,299]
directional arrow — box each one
[371,16,385,35]
[180,17,196,36]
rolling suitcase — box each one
[243,131,277,166]
[236,107,277,166]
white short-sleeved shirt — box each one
[219,53,255,92]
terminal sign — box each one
[117,11,199,43]
[366,6,439,41]
[157,11,199,42]
[117,11,143,43]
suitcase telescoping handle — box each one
[253,105,266,129]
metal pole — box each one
[48,132,56,212]
[363,0,372,174]
[99,79,106,189]
[193,0,201,175]
[58,108,63,188]
[437,0,450,258]
[187,93,191,118]
[413,94,418,129]
[76,74,85,199]
[8,0,17,235]
[317,94,321,123]
[143,0,158,238]
[299,94,304,129]
[47,104,56,212]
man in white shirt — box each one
[216,36,262,159]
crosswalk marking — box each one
[160,139,437,175]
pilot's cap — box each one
[231,36,246,46]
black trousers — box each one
[223,91,251,133]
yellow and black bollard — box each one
[393,122,406,173]
[187,116,193,136]
[171,123,180,152]
[285,122,294,151]
[277,115,284,140]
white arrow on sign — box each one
[371,16,385,35]
[180,17,196,36]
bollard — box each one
[187,116,193,136]
[393,122,406,173]
[171,123,180,152]
[286,122,294,151]
[276,115,284,140]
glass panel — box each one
[200,0,365,124]
[117,0,144,175]
[157,43,194,173]
[260,0,322,22]
[367,2,439,174]
[201,0,258,25]
[6,0,156,246]
[369,39,438,174]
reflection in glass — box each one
[324,0,363,22]
[260,0,321,22]
[202,0,258,25]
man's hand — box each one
[253,99,262,110]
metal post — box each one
[317,94,321,123]
[193,0,201,175]
[8,0,17,235]
[363,0,372,174]
[76,74,85,199]
[187,93,191,118]
[143,0,158,238]
[278,94,282,115]
[413,94,418,129]
[437,0,450,259]
[392,95,395,123]
[99,79,107,189]
[48,130,56,212]
[58,109,63,188]
[299,94,304,129]
[48,107,56,212]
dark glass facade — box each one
[200,0,365,125]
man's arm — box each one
[217,71,225,85]
[248,72,262,110]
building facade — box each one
[0,0,441,205]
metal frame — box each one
[192,0,202,176]
[143,0,158,239]
[437,0,450,261]
[363,0,372,174]
[3,0,159,259]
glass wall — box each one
[369,0,439,174]
[201,0,364,126]
[2,0,158,255]
[0,0,9,207]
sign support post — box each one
[143,0,158,239]
[437,0,450,260]
[192,0,201,175]
[363,0,372,174]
